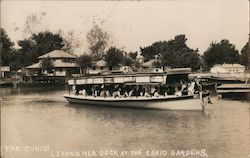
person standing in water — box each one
[195,78,212,111]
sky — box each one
[1,0,249,55]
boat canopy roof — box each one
[68,68,191,86]
[68,75,166,85]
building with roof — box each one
[141,59,164,73]
[0,66,11,78]
[26,50,80,77]
[88,60,109,75]
[210,64,246,74]
[141,59,158,68]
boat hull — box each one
[64,94,204,110]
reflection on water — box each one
[1,87,249,158]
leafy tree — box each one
[18,31,65,68]
[87,24,109,60]
[0,28,15,66]
[105,47,124,70]
[76,54,92,75]
[239,42,249,67]
[175,49,202,70]
[140,41,163,61]
[134,60,141,69]
[122,56,133,66]
[141,34,202,71]
[128,51,138,60]
[202,39,240,68]
[39,57,54,73]
[5,49,26,71]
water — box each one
[1,87,249,158]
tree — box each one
[122,56,133,66]
[202,39,240,68]
[87,24,109,60]
[76,54,92,75]
[17,31,65,68]
[141,34,202,71]
[128,51,138,60]
[140,41,163,61]
[105,47,124,70]
[39,57,54,73]
[239,42,249,67]
[0,28,15,66]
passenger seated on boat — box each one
[138,85,145,96]
[174,83,181,96]
[100,86,107,97]
[90,86,95,96]
[159,85,167,96]
[99,85,105,97]
[133,85,144,97]
[180,81,186,91]
[100,90,105,97]
[124,91,129,97]
[75,89,80,96]
[128,89,134,98]
[175,91,182,96]
[113,91,121,98]
[124,85,130,97]
[140,88,145,96]
[144,88,150,97]
[180,81,188,95]
[106,90,111,97]
[144,92,150,97]
[150,87,156,96]
[93,86,99,97]
[187,82,195,95]
[154,91,160,97]
[120,85,126,96]
[168,84,175,95]
[113,85,121,98]
[79,89,87,96]
[133,86,139,97]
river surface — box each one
[1,87,249,158]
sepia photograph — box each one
[0,0,250,158]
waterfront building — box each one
[88,60,109,75]
[25,50,80,77]
[142,59,158,68]
[141,59,164,73]
[210,64,246,74]
[0,66,11,78]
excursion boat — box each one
[64,68,210,111]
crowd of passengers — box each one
[75,80,199,98]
